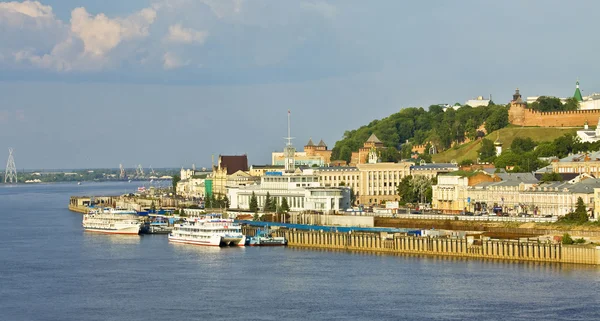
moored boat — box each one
[246,227,287,246]
[82,208,142,235]
[168,214,245,247]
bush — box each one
[574,238,586,244]
[562,233,574,245]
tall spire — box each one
[574,79,583,102]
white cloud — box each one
[70,7,156,57]
[166,24,208,44]
[301,1,337,19]
[2,3,158,71]
[201,0,243,19]
[163,51,189,69]
[0,0,62,29]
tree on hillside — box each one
[484,108,509,133]
[401,143,412,160]
[511,137,536,153]
[529,96,563,112]
[493,151,520,169]
[249,192,258,213]
[478,138,496,162]
[380,147,400,162]
[563,97,579,111]
[339,145,352,163]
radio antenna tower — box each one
[283,110,296,172]
[4,148,17,183]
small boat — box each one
[77,182,81,185]
[246,227,287,246]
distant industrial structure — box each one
[4,148,17,184]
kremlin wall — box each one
[508,86,600,127]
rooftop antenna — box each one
[283,110,296,172]
[285,109,294,146]
[4,148,17,183]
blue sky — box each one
[1,0,600,169]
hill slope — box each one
[431,126,578,163]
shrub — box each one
[562,233,574,245]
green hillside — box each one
[432,126,578,163]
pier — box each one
[275,229,600,265]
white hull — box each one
[168,234,245,247]
[84,225,141,235]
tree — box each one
[530,96,564,112]
[511,137,536,153]
[204,194,212,209]
[339,145,352,163]
[249,192,258,213]
[397,176,416,204]
[478,138,496,162]
[541,172,563,182]
[562,233,574,245]
[150,201,156,212]
[412,176,432,204]
[269,197,278,212]
[222,195,230,209]
[263,192,272,212]
[380,147,400,162]
[559,197,589,223]
[401,143,412,160]
[485,108,509,133]
[172,175,181,191]
[280,197,290,213]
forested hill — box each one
[330,104,509,163]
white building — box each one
[228,171,351,214]
[577,118,600,143]
[465,96,491,107]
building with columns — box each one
[227,171,351,214]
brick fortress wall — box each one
[508,104,600,127]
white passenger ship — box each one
[82,208,142,235]
[168,214,245,247]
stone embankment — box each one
[275,229,600,265]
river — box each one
[1,182,599,321]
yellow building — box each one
[316,161,413,206]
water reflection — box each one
[83,232,142,246]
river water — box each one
[1,182,600,321]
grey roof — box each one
[411,163,459,170]
[317,166,358,172]
[495,172,538,183]
[559,151,600,162]
[366,133,381,143]
[534,165,553,174]
[318,139,327,147]
[306,138,315,146]
[482,168,501,175]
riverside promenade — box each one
[275,229,600,265]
